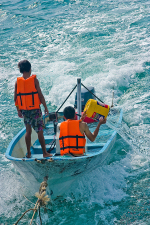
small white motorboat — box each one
[5,78,123,198]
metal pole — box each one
[77,78,81,120]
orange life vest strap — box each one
[59,135,85,151]
[17,91,38,106]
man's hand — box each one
[18,110,23,118]
[44,107,49,115]
[81,110,87,121]
[99,117,106,125]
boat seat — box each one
[33,135,54,146]
[45,123,55,129]
[86,143,105,149]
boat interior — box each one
[10,111,118,160]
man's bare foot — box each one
[26,152,31,158]
[43,152,52,158]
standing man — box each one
[14,59,52,158]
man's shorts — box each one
[21,108,44,133]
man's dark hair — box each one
[63,106,75,119]
[18,60,31,73]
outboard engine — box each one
[74,86,95,111]
[49,112,58,134]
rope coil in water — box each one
[14,178,50,225]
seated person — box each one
[59,106,106,156]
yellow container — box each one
[84,99,110,120]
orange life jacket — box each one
[15,75,41,110]
[59,119,86,156]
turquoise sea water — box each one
[0,0,150,224]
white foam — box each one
[66,156,129,205]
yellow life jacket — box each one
[59,119,86,156]
[15,75,41,110]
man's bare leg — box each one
[38,130,52,157]
[25,124,32,158]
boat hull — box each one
[11,130,117,198]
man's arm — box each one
[14,81,23,118]
[34,78,49,115]
[82,117,106,142]
[14,81,17,103]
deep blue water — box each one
[0,0,150,224]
